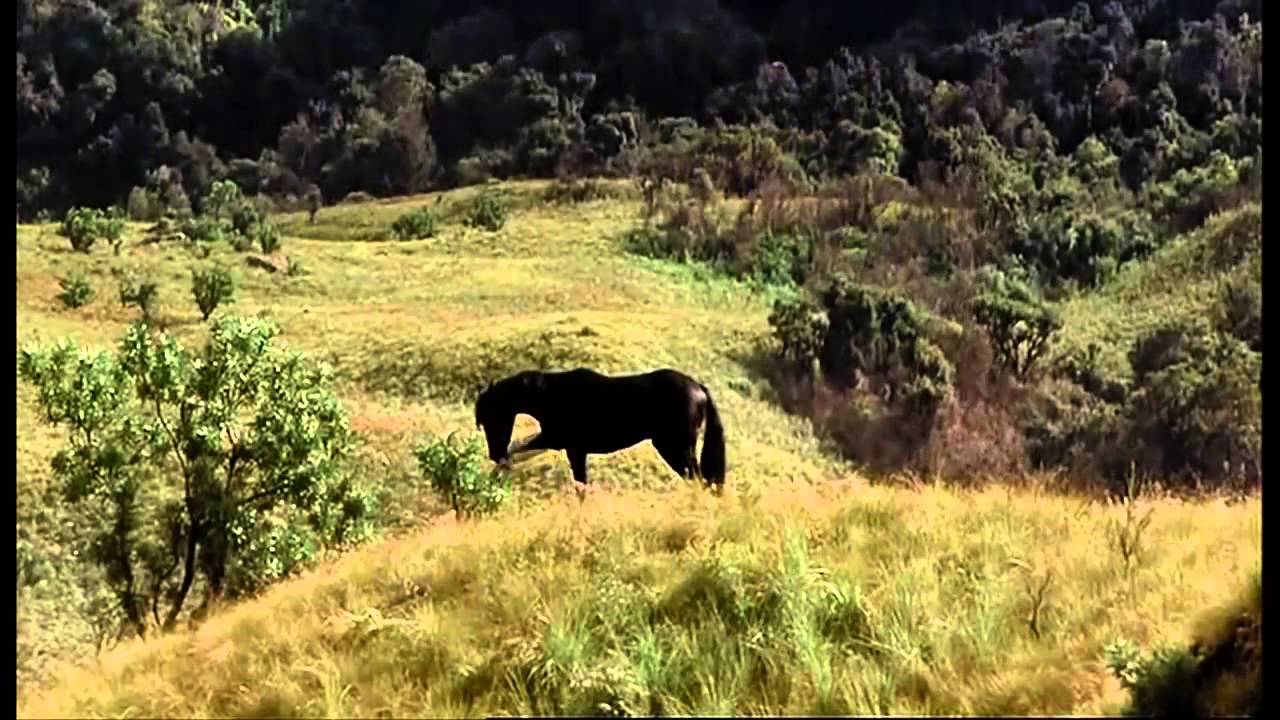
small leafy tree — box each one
[17,317,377,637]
[60,207,126,254]
[254,220,282,254]
[190,266,236,321]
[466,188,511,231]
[1124,321,1261,484]
[972,267,1062,381]
[204,179,244,221]
[390,207,440,240]
[768,295,828,378]
[819,278,953,411]
[414,433,510,519]
[117,273,160,322]
[57,273,95,309]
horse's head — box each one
[474,379,515,465]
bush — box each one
[414,433,510,519]
[254,220,282,254]
[230,203,263,238]
[126,187,163,221]
[1123,321,1261,486]
[466,188,511,231]
[16,316,376,636]
[1007,210,1157,289]
[60,207,126,254]
[1105,575,1260,716]
[542,178,617,205]
[181,216,234,245]
[204,179,244,221]
[56,273,95,309]
[1213,270,1261,352]
[390,207,440,240]
[765,278,957,473]
[1143,151,1244,232]
[116,272,159,321]
[190,266,236,321]
[768,295,828,377]
[971,266,1062,381]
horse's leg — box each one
[566,449,590,502]
[653,438,691,480]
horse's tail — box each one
[699,384,726,485]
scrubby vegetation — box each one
[16,0,1261,716]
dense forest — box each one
[16,0,1263,218]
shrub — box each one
[414,433,510,519]
[466,188,511,231]
[181,216,234,245]
[126,187,163,221]
[60,207,126,254]
[1143,151,1243,232]
[230,203,263,238]
[768,295,828,377]
[1123,321,1260,486]
[542,178,617,205]
[818,279,952,407]
[1105,572,1260,718]
[1008,210,1157,289]
[190,266,236,321]
[1213,270,1261,352]
[204,179,244,220]
[390,207,440,240]
[972,266,1062,381]
[16,317,376,636]
[254,220,282,253]
[56,273,95,309]
[117,273,159,321]
[767,278,956,473]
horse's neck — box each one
[509,389,546,421]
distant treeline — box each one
[17,0,1261,218]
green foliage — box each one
[414,433,510,519]
[819,278,953,413]
[541,178,619,205]
[390,207,440,240]
[466,188,511,231]
[1124,321,1260,485]
[1213,269,1261,352]
[60,207,126,254]
[230,203,263,238]
[1104,639,1201,715]
[768,295,828,376]
[16,316,376,635]
[1008,209,1157,289]
[972,267,1062,381]
[116,272,159,321]
[1143,151,1243,232]
[1104,572,1262,717]
[57,273,95,309]
[181,216,235,246]
[190,266,237,321]
[254,219,283,253]
[205,179,244,221]
[127,187,163,222]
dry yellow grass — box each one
[16,180,1261,716]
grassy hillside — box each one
[16,180,1261,716]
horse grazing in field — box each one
[474,368,726,489]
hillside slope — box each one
[16,181,1262,716]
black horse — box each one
[474,368,726,488]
